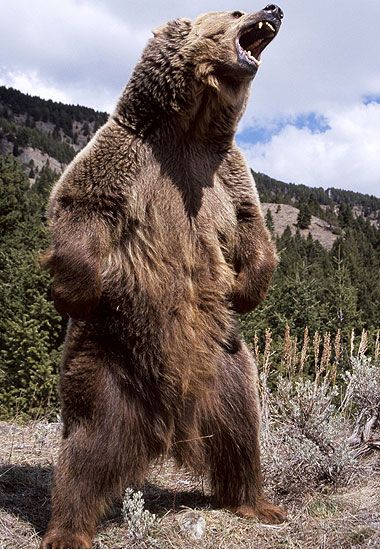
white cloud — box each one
[1,0,380,194]
[0,70,69,104]
[2,0,380,117]
[241,102,380,195]
[0,0,149,110]
[239,0,380,127]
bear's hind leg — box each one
[204,342,286,524]
[41,340,152,548]
[41,418,143,548]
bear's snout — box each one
[263,4,284,20]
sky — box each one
[1,0,380,196]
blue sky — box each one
[1,0,380,196]
[238,113,331,145]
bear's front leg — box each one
[231,197,278,314]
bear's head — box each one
[117,6,283,137]
[186,5,282,87]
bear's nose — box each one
[263,4,284,20]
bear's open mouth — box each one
[237,20,277,68]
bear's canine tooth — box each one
[265,22,275,32]
[245,48,261,66]
[258,22,263,29]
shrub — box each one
[258,353,379,496]
[122,488,156,541]
[261,376,360,496]
[342,356,380,452]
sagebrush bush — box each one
[341,356,380,452]
[342,357,380,417]
[122,488,156,541]
[260,365,368,496]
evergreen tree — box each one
[297,203,312,229]
[265,208,275,232]
[324,248,361,332]
[0,154,62,418]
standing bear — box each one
[41,5,285,548]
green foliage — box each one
[297,203,312,229]
[0,154,63,418]
[265,208,274,232]
[324,250,361,331]
[0,116,75,164]
[242,202,380,348]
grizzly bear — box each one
[41,5,285,548]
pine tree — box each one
[265,208,275,232]
[0,154,62,418]
[324,249,361,333]
[297,203,312,229]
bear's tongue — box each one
[238,20,276,65]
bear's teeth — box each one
[258,22,263,29]
[265,22,275,32]
[246,50,261,66]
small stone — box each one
[177,511,206,540]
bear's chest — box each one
[168,153,237,238]
[195,175,236,244]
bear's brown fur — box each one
[41,6,285,548]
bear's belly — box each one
[100,197,236,383]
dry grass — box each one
[1,416,379,549]
[1,335,379,548]
[252,325,380,379]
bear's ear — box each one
[152,18,192,38]
[152,24,167,38]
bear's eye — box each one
[231,10,244,18]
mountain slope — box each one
[0,85,108,176]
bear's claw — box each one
[40,530,92,549]
[231,499,286,524]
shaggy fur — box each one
[41,7,285,548]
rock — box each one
[177,511,206,540]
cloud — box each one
[1,0,380,194]
[0,70,69,104]
[240,101,380,196]
[239,0,380,127]
[2,0,380,116]
[0,0,150,111]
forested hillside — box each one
[0,86,108,173]
[254,170,380,215]
[0,86,379,418]
[249,171,380,338]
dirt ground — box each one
[1,420,379,549]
